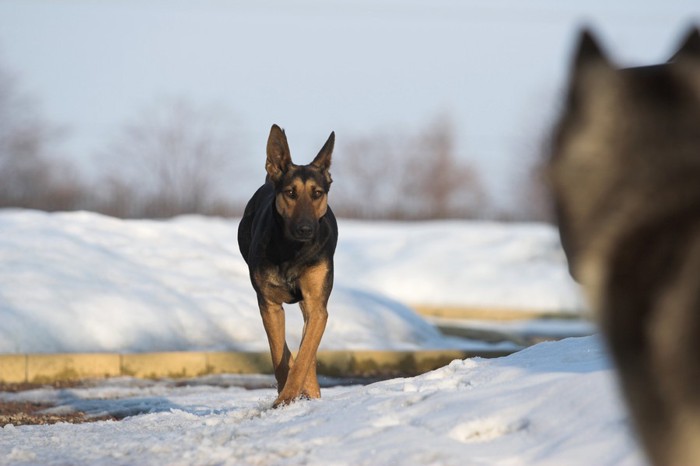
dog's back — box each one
[237,182,275,266]
[548,29,700,465]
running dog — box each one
[548,28,700,465]
[238,124,337,407]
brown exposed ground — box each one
[0,400,116,426]
[0,381,116,426]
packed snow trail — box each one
[0,337,643,465]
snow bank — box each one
[0,210,469,353]
[337,220,585,311]
[0,210,583,354]
[0,336,643,465]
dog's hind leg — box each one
[259,300,294,394]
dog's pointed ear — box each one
[669,27,700,62]
[311,131,334,185]
[266,124,292,182]
[572,27,612,73]
[567,27,615,101]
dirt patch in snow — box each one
[0,400,116,426]
[0,382,116,426]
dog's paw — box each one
[271,398,289,409]
[272,392,312,409]
[272,394,299,409]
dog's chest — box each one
[259,263,304,304]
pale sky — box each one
[0,0,698,208]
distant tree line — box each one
[94,99,243,218]
[0,63,242,218]
[332,116,487,220]
[0,60,553,221]
[0,64,85,212]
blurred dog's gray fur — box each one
[548,27,700,466]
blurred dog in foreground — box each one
[238,124,337,407]
[548,27,700,465]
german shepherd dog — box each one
[548,28,700,465]
[238,124,337,407]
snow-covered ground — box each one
[0,336,644,466]
[0,209,584,354]
[0,210,643,464]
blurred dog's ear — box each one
[565,28,616,109]
[669,27,700,62]
[571,27,613,75]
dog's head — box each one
[265,124,335,242]
[548,27,700,282]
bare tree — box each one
[0,62,85,211]
[516,153,555,223]
[332,116,488,220]
[504,122,557,223]
[96,98,241,218]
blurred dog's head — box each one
[548,28,700,284]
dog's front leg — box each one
[298,301,321,399]
[259,299,294,394]
[273,302,327,407]
[273,263,330,407]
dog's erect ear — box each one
[266,124,292,182]
[572,27,612,74]
[567,27,615,101]
[669,27,700,62]
[311,131,335,185]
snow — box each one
[0,210,583,354]
[0,336,644,465]
[432,317,595,347]
[337,220,585,311]
[0,210,645,464]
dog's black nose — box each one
[295,223,314,239]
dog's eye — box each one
[311,190,324,200]
[284,189,297,199]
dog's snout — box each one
[295,223,314,239]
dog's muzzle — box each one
[291,221,316,241]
